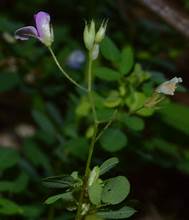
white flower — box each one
[155,77,183,95]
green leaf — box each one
[100,128,127,152]
[121,113,144,131]
[96,108,115,123]
[125,92,154,116]
[46,102,64,126]
[85,214,104,220]
[23,139,52,173]
[88,179,103,205]
[0,172,28,193]
[64,138,88,160]
[99,157,119,175]
[104,91,121,108]
[0,198,23,215]
[0,72,20,92]
[97,206,136,219]
[102,176,130,205]
[0,148,19,172]
[144,138,179,158]
[159,103,189,135]
[13,172,29,193]
[0,181,13,192]
[22,205,44,218]
[43,175,77,189]
[95,67,121,81]
[76,97,90,117]
[100,37,120,62]
[119,46,134,75]
[45,192,73,205]
[32,110,56,136]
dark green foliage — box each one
[0,1,188,219]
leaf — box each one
[0,198,23,215]
[76,97,90,117]
[0,148,19,172]
[99,157,119,175]
[64,138,88,160]
[125,92,154,116]
[100,37,120,62]
[119,46,134,75]
[100,128,127,152]
[45,192,74,205]
[102,176,130,205]
[121,113,145,131]
[88,179,103,205]
[96,108,115,123]
[32,110,56,136]
[43,175,77,189]
[46,102,64,126]
[85,214,104,220]
[97,206,136,219]
[104,91,121,108]
[22,205,44,218]
[0,172,28,193]
[0,72,20,92]
[159,103,189,135]
[0,181,13,192]
[23,139,52,173]
[95,67,121,81]
[144,138,179,158]
[13,172,29,193]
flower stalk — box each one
[48,47,87,92]
[75,51,99,220]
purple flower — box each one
[15,11,54,47]
[67,50,86,70]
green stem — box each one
[128,106,144,115]
[75,52,98,220]
[95,109,117,142]
[48,47,87,92]
[88,53,98,123]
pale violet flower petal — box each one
[34,11,53,46]
[15,26,38,40]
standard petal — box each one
[15,26,38,40]
[34,11,51,40]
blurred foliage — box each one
[0,0,189,219]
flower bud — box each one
[91,44,99,60]
[83,20,95,50]
[95,20,108,43]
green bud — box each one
[95,20,108,43]
[91,44,99,60]
[83,20,95,50]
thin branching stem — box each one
[95,109,118,142]
[48,47,87,92]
